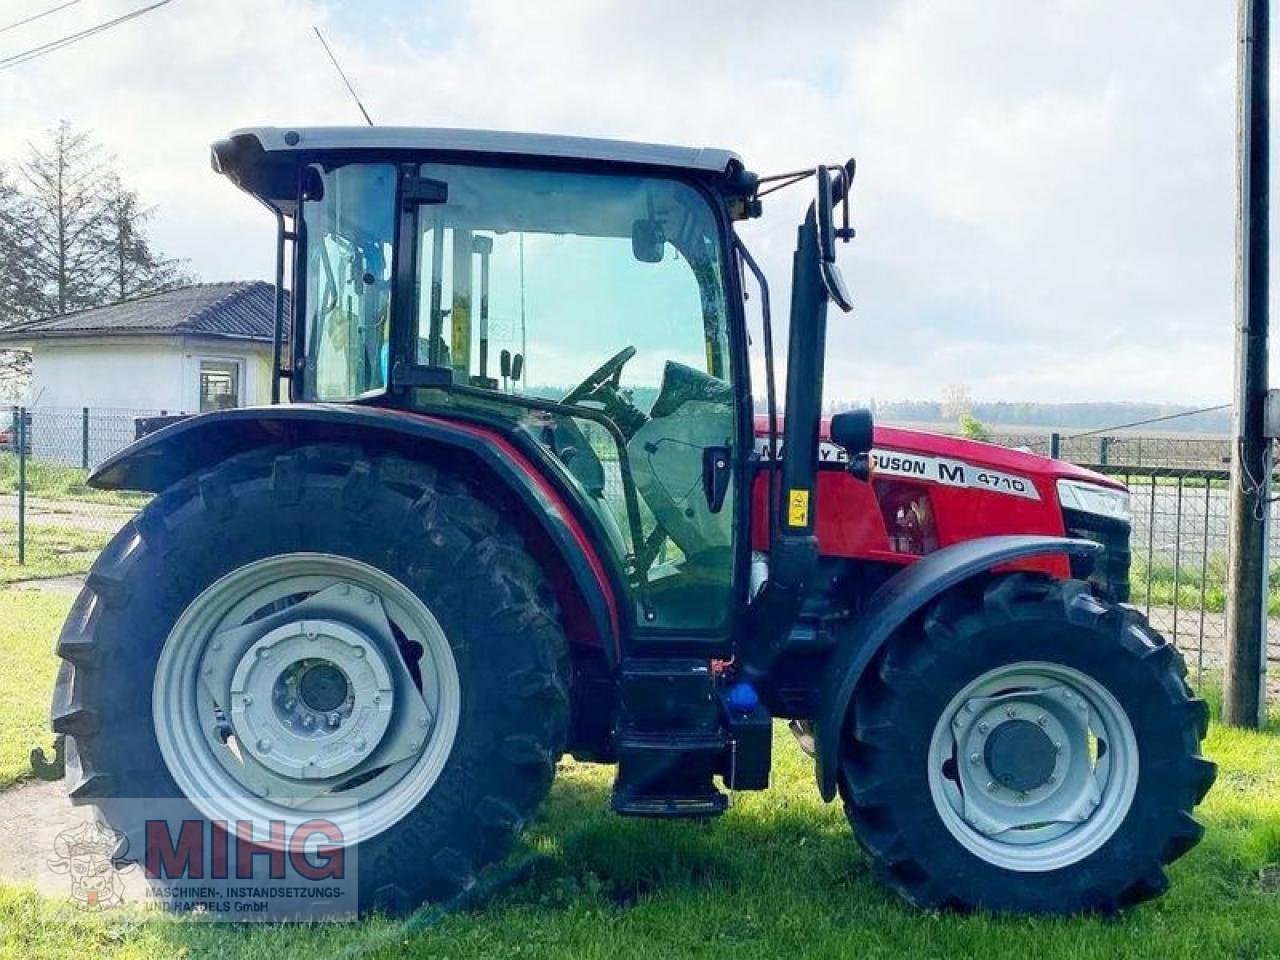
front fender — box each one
[91,404,625,661]
[813,535,1102,801]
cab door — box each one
[402,162,744,641]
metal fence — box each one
[0,406,162,581]
[989,431,1276,693]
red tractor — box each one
[52,127,1213,915]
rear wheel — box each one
[839,574,1215,914]
[52,444,570,914]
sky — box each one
[0,0,1248,405]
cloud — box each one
[0,0,1241,403]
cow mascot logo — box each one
[48,821,137,910]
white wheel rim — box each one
[926,661,1139,872]
[153,553,460,844]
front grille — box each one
[1062,508,1131,603]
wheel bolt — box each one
[1037,714,1048,726]
[969,753,981,766]
[257,738,272,753]
[953,716,964,728]
[327,712,340,727]
[364,592,375,604]
[355,648,366,658]
[1005,706,1017,718]
[978,722,990,734]
[242,694,253,706]
[354,737,367,751]
[986,781,997,792]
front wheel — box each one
[840,575,1215,914]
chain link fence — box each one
[989,430,1276,695]
[1,406,162,584]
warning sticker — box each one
[787,489,810,526]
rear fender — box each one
[91,404,624,662]
[813,535,1102,801]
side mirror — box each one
[831,408,874,480]
[500,349,511,379]
[510,353,524,382]
[815,166,854,313]
[631,218,665,263]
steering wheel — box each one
[562,346,637,406]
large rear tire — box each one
[51,443,570,915]
[839,574,1215,914]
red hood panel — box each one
[753,416,1122,490]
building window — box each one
[199,360,241,411]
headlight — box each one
[1056,478,1131,522]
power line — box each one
[1065,403,1232,440]
[0,0,173,71]
[313,26,374,126]
[0,0,80,35]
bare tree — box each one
[940,382,974,421]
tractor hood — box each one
[754,416,1123,491]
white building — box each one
[0,282,280,465]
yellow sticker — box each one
[787,488,810,527]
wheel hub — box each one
[983,718,1056,792]
[927,663,1139,872]
[229,617,395,780]
[297,662,350,713]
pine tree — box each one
[0,166,39,382]
[101,174,191,302]
[0,121,196,392]
[15,120,113,316]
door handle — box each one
[702,446,732,513]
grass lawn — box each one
[0,453,150,509]
[0,590,1278,959]
[0,521,114,584]
[0,590,65,788]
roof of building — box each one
[222,126,743,175]
[0,282,282,346]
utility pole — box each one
[1226,0,1271,728]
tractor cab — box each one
[212,127,777,638]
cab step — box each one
[608,658,772,818]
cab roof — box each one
[226,126,743,175]
[212,126,749,213]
